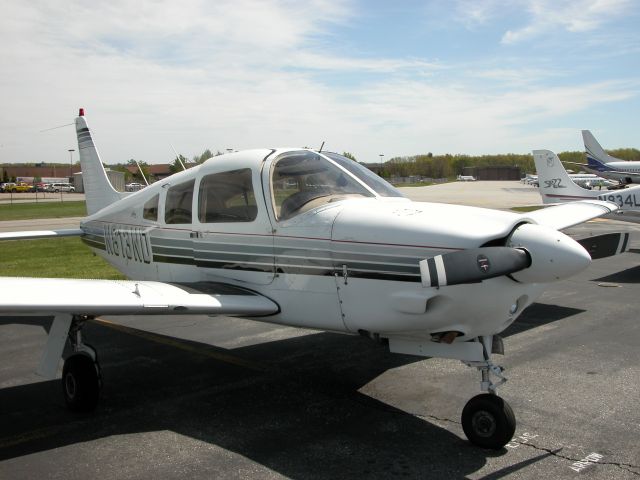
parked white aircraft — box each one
[534,149,640,224]
[571,130,640,184]
[0,110,628,449]
[457,174,476,181]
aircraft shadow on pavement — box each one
[501,302,584,337]
[592,264,640,284]
[0,308,576,478]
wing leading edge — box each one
[522,200,618,230]
[0,278,279,317]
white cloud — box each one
[501,0,633,44]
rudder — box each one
[532,150,597,204]
[75,109,125,215]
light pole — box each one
[68,149,75,180]
[379,154,384,163]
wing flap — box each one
[0,278,279,317]
[522,200,618,230]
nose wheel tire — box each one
[62,354,102,412]
[461,393,516,449]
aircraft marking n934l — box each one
[0,110,627,450]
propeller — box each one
[420,247,531,288]
[419,225,629,288]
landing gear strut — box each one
[462,335,516,449]
[62,315,102,412]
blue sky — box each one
[0,0,638,164]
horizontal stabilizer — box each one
[576,232,630,259]
[0,278,279,317]
[0,229,83,241]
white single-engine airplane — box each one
[0,110,628,449]
[534,149,640,224]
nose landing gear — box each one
[462,393,516,449]
[462,335,516,449]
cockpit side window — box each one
[165,180,194,224]
[271,151,373,221]
[198,169,258,223]
[143,194,159,221]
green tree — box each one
[342,152,357,162]
[127,159,150,183]
[193,149,215,164]
[169,155,189,174]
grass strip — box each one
[0,237,125,279]
[0,201,87,221]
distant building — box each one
[0,165,81,181]
[462,166,521,180]
[125,164,173,181]
[74,169,125,193]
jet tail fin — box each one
[75,109,125,215]
[532,150,597,204]
[582,130,619,169]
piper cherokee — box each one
[0,109,626,449]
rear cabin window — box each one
[165,180,194,224]
[143,194,159,221]
[198,169,258,223]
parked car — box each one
[46,183,75,193]
[0,182,15,192]
[6,182,34,193]
[125,182,145,192]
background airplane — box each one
[564,130,640,185]
[534,149,640,224]
[0,110,628,450]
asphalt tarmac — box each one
[1,182,639,479]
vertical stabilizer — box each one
[533,150,596,204]
[582,130,619,167]
[75,109,125,215]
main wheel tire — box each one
[62,354,102,412]
[461,393,516,449]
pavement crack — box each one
[411,411,460,425]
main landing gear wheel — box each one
[62,353,102,412]
[461,393,516,449]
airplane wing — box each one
[0,277,279,317]
[523,199,618,230]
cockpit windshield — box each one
[321,152,404,198]
[271,150,375,220]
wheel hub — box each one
[471,409,496,438]
[64,373,77,399]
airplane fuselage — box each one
[584,160,640,184]
[80,149,546,343]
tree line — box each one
[374,148,640,179]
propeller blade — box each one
[420,247,530,288]
[576,232,630,260]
